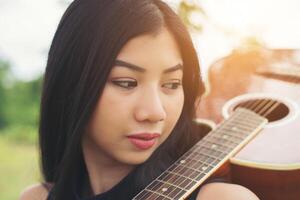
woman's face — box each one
[84,27,184,166]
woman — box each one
[20,0,259,199]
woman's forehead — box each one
[115,28,183,70]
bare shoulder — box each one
[196,182,260,200]
[19,183,52,200]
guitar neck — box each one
[133,108,267,200]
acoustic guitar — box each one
[196,48,300,200]
[131,48,300,200]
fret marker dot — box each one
[202,166,208,170]
[211,144,217,149]
[162,187,168,192]
[180,160,186,164]
[232,127,238,131]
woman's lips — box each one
[127,133,160,150]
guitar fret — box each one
[175,156,204,169]
[154,196,170,200]
[169,162,206,180]
[230,110,260,123]
[215,130,245,141]
[218,124,250,134]
[166,171,197,190]
[196,145,228,159]
[222,123,253,135]
[218,132,247,143]
[205,134,239,145]
[146,188,172,200]
[189,155,215,173]
[146,180,184,199]
[147,180,166,191]
[225,122,253,131]
[157,171,195,195]
[208,119,259,141]
[154,181,181,199]
[228,118,262,130]
[134,188,172,200]
[212,133,244,144]
[157,171,189,190]
[204,134,238,150]
[187,151,220,167]
[194,149,224,163]
[217,124,257,140]
[138,189,158,200]
[145,176,191,200]
[168,187,186,200]
[199,137,236,152]
[194,173,206,182]
[186,151,217,166]
[165,170,195,183]
[197,140,237,153]
[175,155,216,174]
[240,113,265,124]
[208,131,242,143]
[214,124,259,142]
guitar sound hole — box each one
[233,99,289,122]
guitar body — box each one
[196,48,300,200]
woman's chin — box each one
[118,150,154,165]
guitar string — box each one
[138,110,262,200]
[242,75,298,118]
[135,76,299,199]
[257,76,300,116]
[137,109,270,199]
[136,97,286,200]
[136,111,257,200]
[140,113,241,199]
[242,71,300,116]
[184,73,300,197]
[136,119,245,199]
[136,88,287,200]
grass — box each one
[0,133,40,200]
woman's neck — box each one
[82,136,135,195]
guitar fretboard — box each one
[133,108,267,200]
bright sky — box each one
[0,0,299,81]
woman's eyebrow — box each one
[114,59,183,73]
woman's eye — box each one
[163,81,182,90]
[111,80,137,89]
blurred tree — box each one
[178,0,206,32]
[238,36,266,51]
[4,77,42,128]
[0,58,42,131]
[0,60,10,128]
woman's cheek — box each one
[165,96,184,134]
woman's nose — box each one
[134,88,166,123]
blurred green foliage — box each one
[178,0,206,32]
[0,60,9,128]
[0,59,42,199]
[0,59,42,144]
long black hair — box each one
[39,0,204,199]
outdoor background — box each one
[0,0,300,199]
